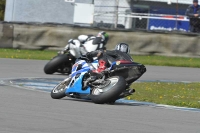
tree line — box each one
[0,0,5,21]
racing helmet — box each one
[115,43,130,54]
[97,31,109,44]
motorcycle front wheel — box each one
[90,76,126,104]
[44,54,73,74]
[51,78,71,99]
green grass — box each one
[128,82,200,108]
[0,48,56,60]
[133,55,200,68]
[1,48,200,68]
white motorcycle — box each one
[44,35,106,74]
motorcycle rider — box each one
[78,31,109,47]
[60,31,109,57]
[83,43,135,96]
[86,43,132,73]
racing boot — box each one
[90,59,107,78]
[93,59,107,73]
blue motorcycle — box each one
[50,57,146,104]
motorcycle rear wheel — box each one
[90,76,126,104]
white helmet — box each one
[115,43,130,54]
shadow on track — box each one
[60,97,149,107]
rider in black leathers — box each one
[86,43,132,73]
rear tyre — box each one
[51,78,71,99]
[90,76,126,104]
[44,54,71,74]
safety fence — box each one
[93,0,193,32]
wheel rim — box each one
[92,77,119,95]
[52,82,67,93]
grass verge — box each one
[0,48,56,60]
[0,48,200,68]
[128,82,200,109]
[133,55,200,68]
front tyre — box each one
[90,76,126,104]
[51,78,71,99]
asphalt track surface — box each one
[0,58,200,133]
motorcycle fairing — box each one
[65,74,90,94]
[71,60,87,74]
[71,60,98,77]
[71,67,90,79]
[108,60,134,70]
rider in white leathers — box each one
[61,31,109,58]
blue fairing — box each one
[71,67,90,78]
[71,60,98,78]
[65,60,116,95]
[65,74,90,94]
